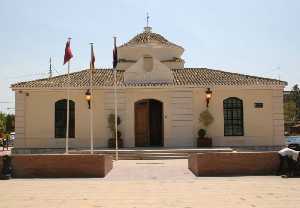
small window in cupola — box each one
[143,55,153,72]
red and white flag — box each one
[63,39,73,65]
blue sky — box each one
[0,0,299,113]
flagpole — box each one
[66,57,70,154]
[63,37,73,155]
[113,36,118,161]
[89,43,94,154]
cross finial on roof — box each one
[144,12,152,32]
[49,57,52,78]
[146,12,150,27]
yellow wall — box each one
[193,87,284,146]
[14,86,285,149]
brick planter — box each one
[108,138,124,148]
[189,152,279,176]
[197,138,212,147]
[0,156,3,178]
[11,154,113,178]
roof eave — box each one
[11,83,287,91]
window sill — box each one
[54,138,76,139]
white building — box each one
[11,26,287,151]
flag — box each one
[113,37,118,68]
[90,44,95,69]
[63,39,73,65]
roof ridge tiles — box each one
[11,67,287,89]
[119,30,183,49]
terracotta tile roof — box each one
[119,31,182,49]
[172,68,287,86]
[11,68,287,89]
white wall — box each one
[13,86,285,149]
[192,87,285,146]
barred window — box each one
[55,99,75,138]
[223,97,244,136]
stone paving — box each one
[1,159,300,208]
[106,159,195,180]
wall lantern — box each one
[85,89,91,109]
[206,88,212,107]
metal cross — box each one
[49,57,52,78]
[146,12,150,27]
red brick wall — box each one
[11,154,113,178]
[189,152,279,176]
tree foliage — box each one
[285,84,300,123]
[5,114,15,133]
[0,112,6,133]
[284,100,297,122]
[0,112,15,134]
[107,113,121,138]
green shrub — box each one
[198,129,206,138]
[199,109,214,127]
[108,113,121,138]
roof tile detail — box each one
[120,31,182,48]
[11,68,287,89]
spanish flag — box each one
[63,39,73,65]
[113,37,118,68]
[90,43,95,69]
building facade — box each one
[11,26,287,149]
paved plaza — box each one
[1,159,300,208]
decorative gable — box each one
[124,55,172,84]
[117,27,185,71]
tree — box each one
[285,84,300,123]
[291,84,300,98]
[284,100,297,122]
[290,84,300,120]
[5,114,15,133]
[0,112,6,134]
[0,112,15,135]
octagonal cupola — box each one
[117,26,185,70]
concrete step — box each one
[111,155,189,160]
[72,148,232,154]
[117,155,188,160]
[68,148,233,160]
[13,147,233,155]
[117,152,189,156]
[93,152,189,160]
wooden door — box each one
[149,100,163,146]
[135,101,150,147]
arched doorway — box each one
[135,99,163,147]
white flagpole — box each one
[89,43,94,154]
[113,37,118,161]
[64,37,73,154]
[66,59,70,154]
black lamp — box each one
[85,89,91,109]
[206,88,212,107]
